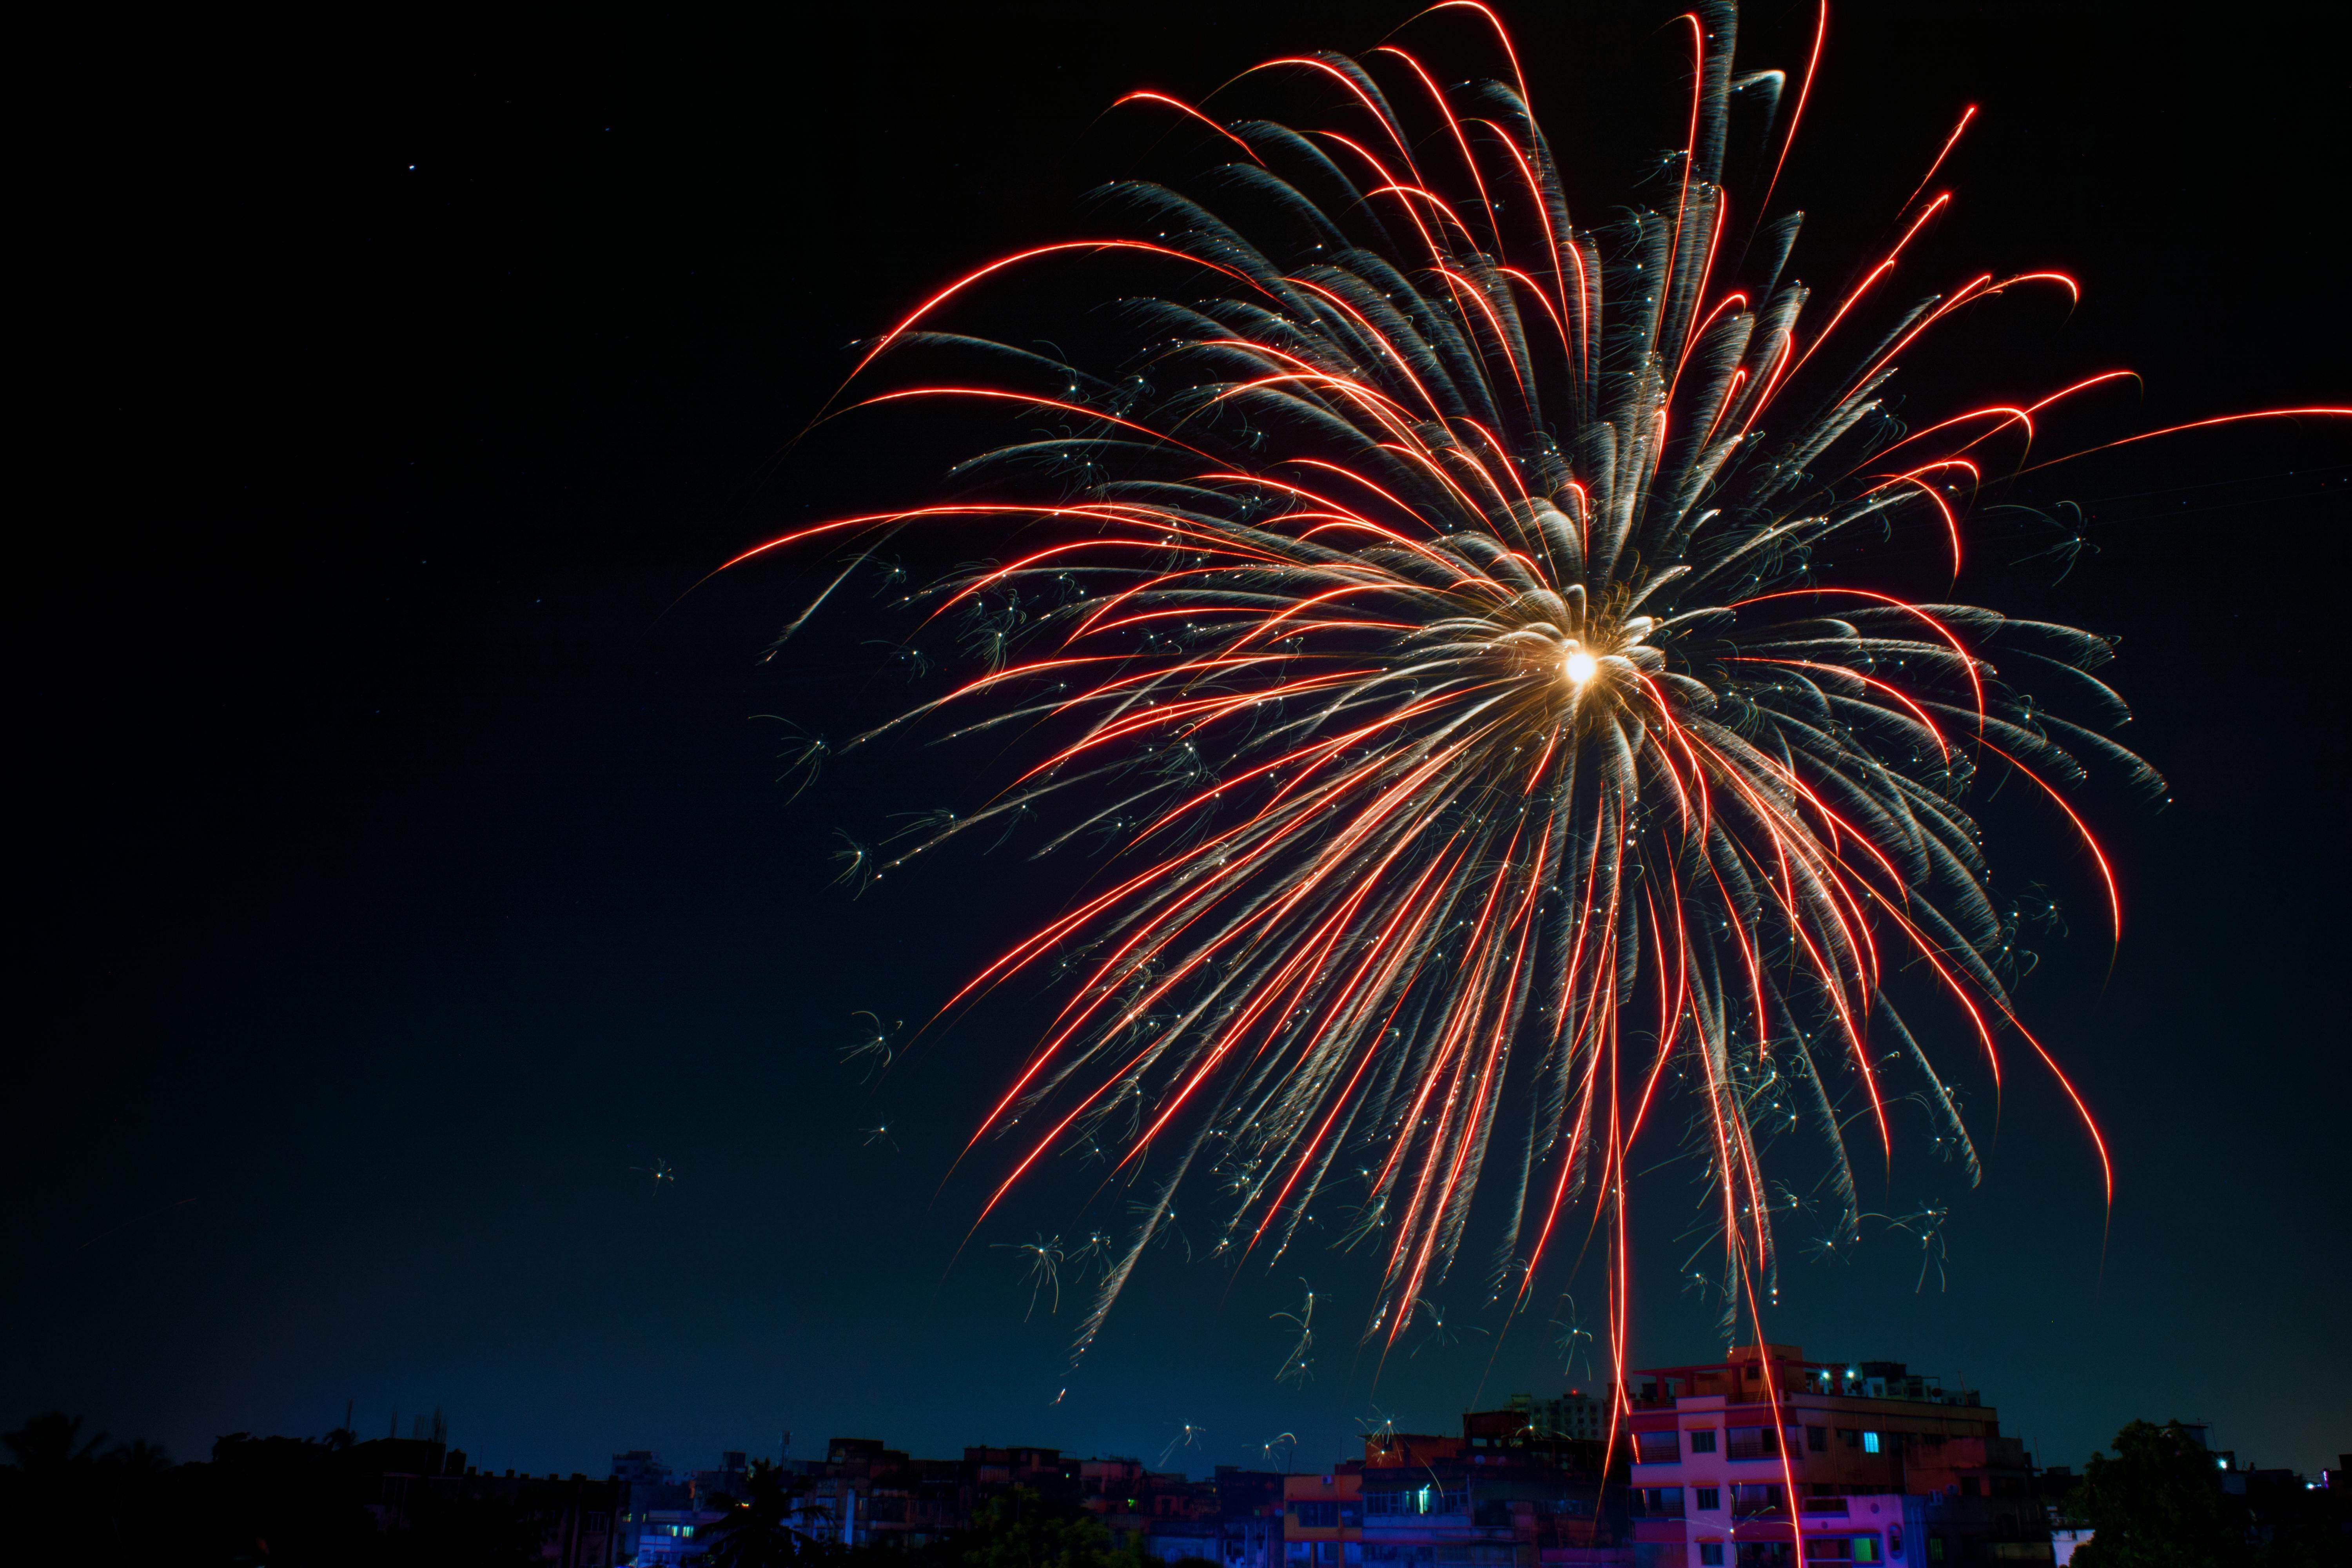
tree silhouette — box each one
[2068,1421,2247,1568]
[955,1487,1151,1568]
[2,1411,113,1469]
[702,1459,840,1567]
[0,1411,178,1563]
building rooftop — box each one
[1630,1345,1985,1410]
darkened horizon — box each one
[13,1,2347,1489]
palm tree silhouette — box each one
[2,1412,112,1469]
[700,1459,834,1567]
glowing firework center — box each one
[733,0,2237,1379]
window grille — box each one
[1634,1430,1682,1464]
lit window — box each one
[1863,1433,1881,1455]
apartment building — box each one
[1623,1344,2049,1567]
[1286,1406,1625,1568]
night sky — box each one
[14,2,2347,1487]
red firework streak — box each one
[733,0,2348,1421]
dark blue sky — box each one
[12,2,2347,1484]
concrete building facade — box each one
[1623,1345,2049,1567]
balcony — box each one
[1362,1490,1468,1520]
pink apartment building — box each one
[1624,1344,2050,1567]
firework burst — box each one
[737,2,2343,1389]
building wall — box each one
[1285,1467,1366,1566]
[1625,1348,2049,1568]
